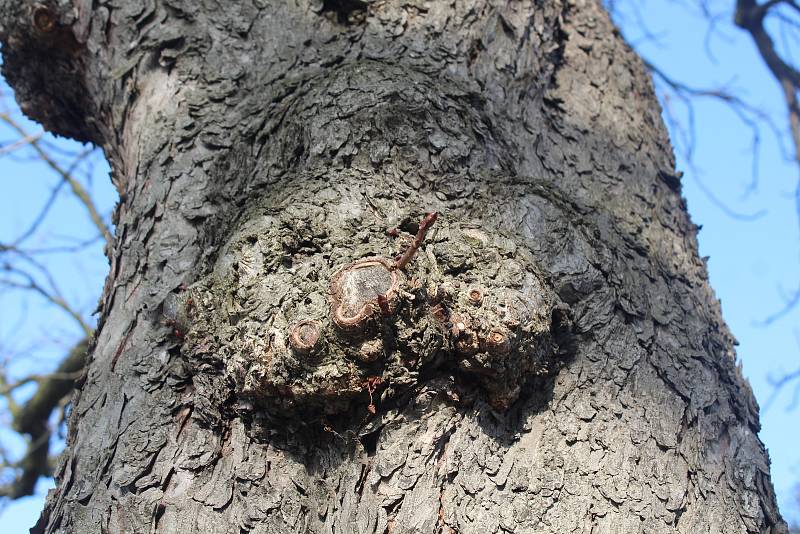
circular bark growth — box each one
[484,330,510,354]
[31,5,56,33]
[288,320,323,358]
[329,258,402,331]
[467,287,483,306]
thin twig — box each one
[0,113,112,248]
[393,212,438,270]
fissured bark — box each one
[0,0,787,532]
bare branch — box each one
[0,113,112,249]
[645,58,774,217]
[736,0,800,168]
[0,131,43,155]
[0,339,87,499]
[0,261,92,337]
[763,366,800,411]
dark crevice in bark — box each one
[357,426,381,456]
[320,0,370,25]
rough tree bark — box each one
[0,0,789,532]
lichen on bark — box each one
[170,173,569,422]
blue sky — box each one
[1,0,799,529]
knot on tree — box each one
[166,205,571,418]
[0,1,97,142]
[329,258,403,331]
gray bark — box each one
[0,0,788,532]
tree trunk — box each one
[0,0,788,532]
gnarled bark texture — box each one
[0,0,788,532]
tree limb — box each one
[0,339,88,499]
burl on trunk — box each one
[0,0,787,533]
